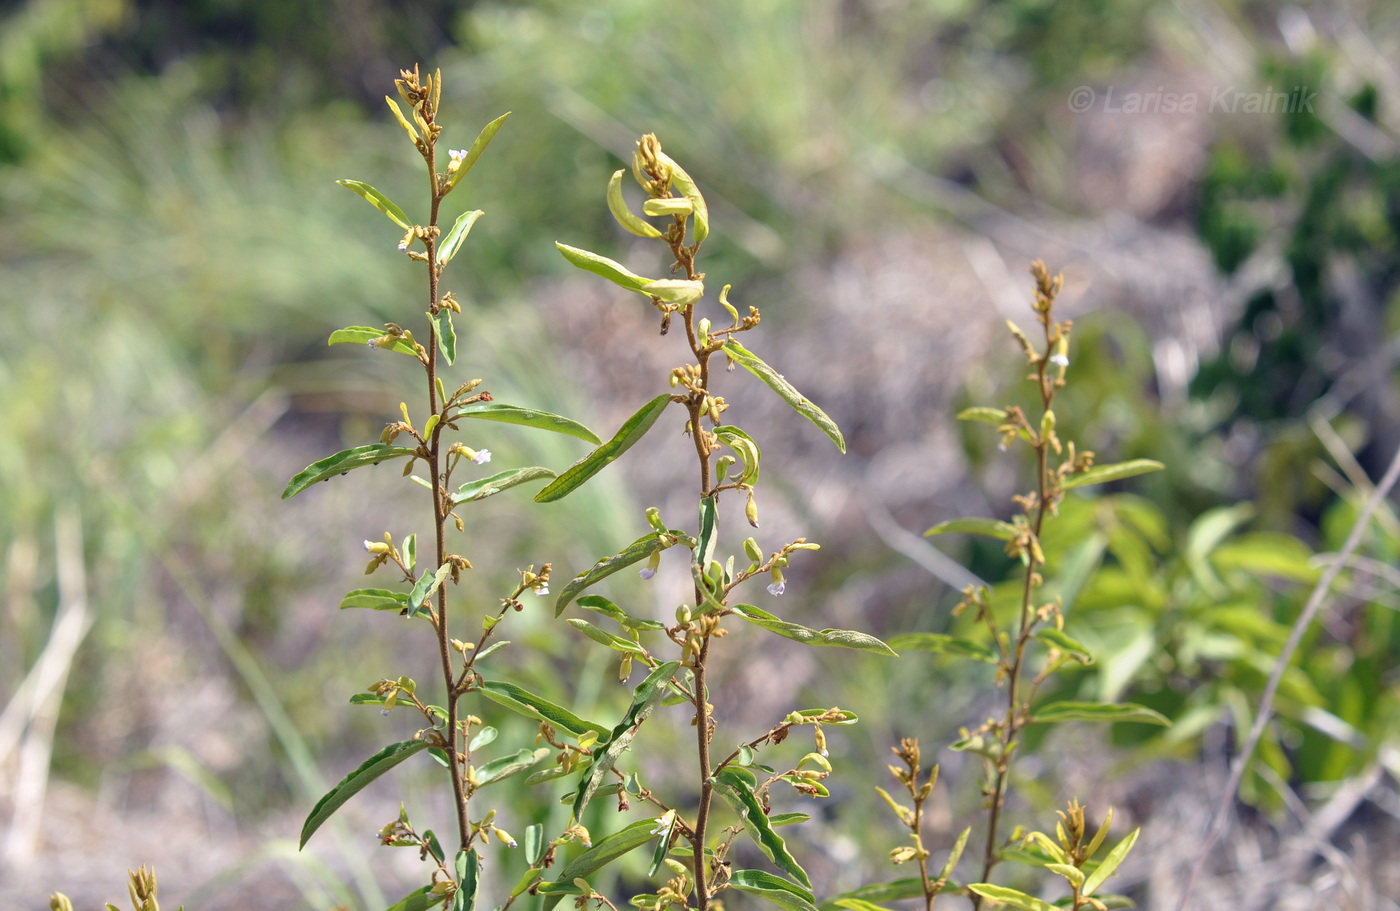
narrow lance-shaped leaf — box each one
[1030,701,1170,726]
[337,179,412,229]
[732,604,897,656]
[697,496,718,569]
[454,402,601,444]
[300,739,429,847]
[722,341,845,453]
[607,169,663,238]
[924,517,1019,540]
[887,632,997,664]
[477,680,611,740]
[282,445,417,499]
[657,150,709,244]
[328,326,421,358]
[818,880,929,911]
[714,767,811,889]
[555,242,653,293]
[1062,459,1165,491]
[965,884,1057,911]
[1081,827,1140,896]
[474,748,550,787]
[957,406,1009,425]
[340,589,410,611]
[726,870,818,911]
[573,661,681,818]
[1034,628,1095,664]
[382,885,449,911]
[577,594,666,631]
[452,467,556,505]
[538,819,660,909]
[444,112,511,192]
[452,849,480,911]
[439,210,484,266]
[408,563,453,617]
[567,618,646,655]
[554,528,689,615]
[433,309,457,365]
[535,394,673,503]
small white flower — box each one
[449,149,468,161]
[364,540,375,552]
[767,579,786,596]
[397,241,409,251]
[473,448,492,465]
[534,583,550,596]
[639,567,656,580]
[1050,353,1070,368]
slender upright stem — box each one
[974,359,1055,903]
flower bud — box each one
[745,489,760,528]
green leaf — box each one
[1211,532,1319,584]
[439,210,483,266]
[697,496,719,569]
[452,849,479,911]
[573,661,681,818]
[567,619,646,655]
[1062,459,1165,491]
[1030,701,1170,726]
[726,870,818,911]
[924,517,1018,540]
[1082,827,1139,895]
[282,445,417,499]
[555,529,686,616]
[957,406,1009,425]
[525,824,545,865]
[445,112,511,191]
[340,589,410,612]
[1034,628,1095,664]
[938,827,972,882]
[433,310,458,365]
[452,467,556,504]
[818,880,936,911]
[833,901,895,911]
[715,425,761,484]
[965,884,1057,911]
[540,819,660,909]
[731,605,897,656]
[300,739,429,847]
[468,726,497,751]
[454,402,601,444]
[640,278,704,305]
[722,341,844,453]
[408,563,453,617]
[555,242,653,292]
[381,885,450,911]
[475,748,550,786]
[647,810,676,876]
[577,595,666,631]
[328,325,421,357]
[336,179,412,229]
[477,680,610,740]
[714,768,811,889]
[886,632,997,664]
[607,169,663,238]
[536,394,673,502]
[657,151,709,244]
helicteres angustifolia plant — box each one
[280,67,895,911]
[879,262,1169,911]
